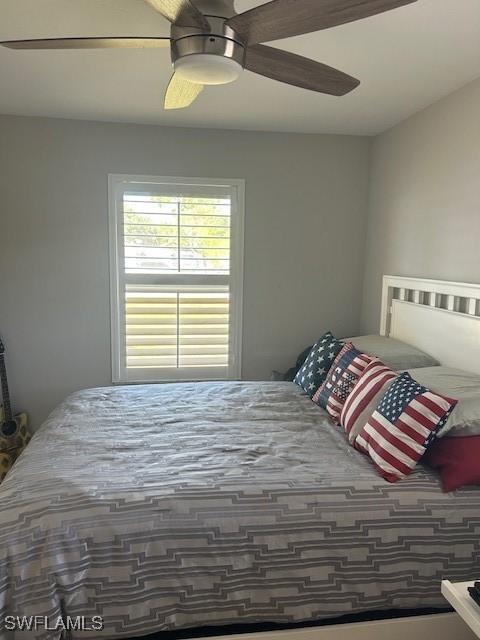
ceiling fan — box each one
[0,0,418,110]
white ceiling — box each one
[0,0,479,135]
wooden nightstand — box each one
[442,580,480,639]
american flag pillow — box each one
[341,359,397,444]
[355,372,458,483]
[293,332,343,398]
[312,343,373,424]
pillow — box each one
[312,343,373,423]
[340,359,397,444]
[406,367,480,438]
[293,332,343,398]
[284,344,315,382]
[347,335,439,371]
[423,435,480,492]
[355,372,458,483]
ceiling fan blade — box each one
[144,0,210,30]
[228,0,417,45]
[0,37,171,50]
[245,45,360,96]
[164,73,204,109]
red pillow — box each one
[423,435,480,492]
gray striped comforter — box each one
[1,381,479,639]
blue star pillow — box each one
[294,332,344,398]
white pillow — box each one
[347,335,439,371]
[406,366,480,437]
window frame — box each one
[108,174,245,384]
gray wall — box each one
[361,77,480,332]
[0,115,370,428]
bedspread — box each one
[0,381,479,639]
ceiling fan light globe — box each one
[174,54,242,85]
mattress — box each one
[0,381,479,640]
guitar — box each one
[0,337,30,481]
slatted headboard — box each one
[380,275,480,375]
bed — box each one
[1,276,480,640]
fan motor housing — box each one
[171,16,246,76]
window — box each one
[109,175,244,383]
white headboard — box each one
[380,275,480,375]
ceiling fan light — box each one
[174,54,242,85]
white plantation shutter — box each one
[125,285,230,369]
[109,176,244,383]
[123,192,232,275]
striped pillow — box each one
[355,373,458,483]
[312,343,373,424]
[341,359,397,444]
